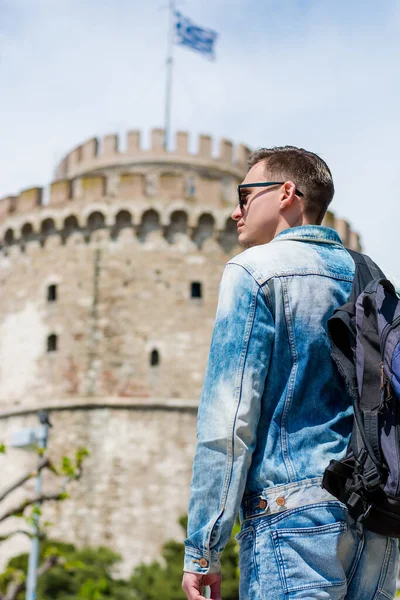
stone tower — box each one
[0,129,360,574]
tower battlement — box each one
[0,130,252,227]
[54,129,250,180]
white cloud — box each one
[0,0,399,271]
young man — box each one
[182,146,399,600]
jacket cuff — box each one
[183,546,221,574]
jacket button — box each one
[259,499,267,510]
[199,558,208,568]
[276,497,285,507]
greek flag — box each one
[175,11,218,60]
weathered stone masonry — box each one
[0,129,361,575]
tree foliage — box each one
[130,516,240,600]
[0,516,240,600]
[0,541,134,600]
[0,442,89,599]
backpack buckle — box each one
[355,503,373,537]
[356,448,368,467]
[362,469,381,490]
[347,491,365,511]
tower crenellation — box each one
[53,129,251,181]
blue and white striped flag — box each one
[175,11,218,60]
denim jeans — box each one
[237,501,399,600]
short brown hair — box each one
[248,146,334,224]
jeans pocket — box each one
[271,521,348,596]
[374,537,399,600]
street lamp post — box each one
[11,410,52,600]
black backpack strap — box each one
[356,283,382,412]
[334,252,387,485]
[362,255,386,280]
[353,280,384,481]
[327,250,384,402]
[346,250,386,302]
[357,277,398,475]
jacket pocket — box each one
[271,521,348,596]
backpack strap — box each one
[353,279,385,482]
[332,252,387,486]
[356,282,382,412]
[356,277,397,465]
[324,257,392,512]
[346,249,386,301]
[328,250,385,401]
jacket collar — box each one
[272,225,343,246]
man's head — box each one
[231,145,334,248]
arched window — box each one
[112,210,133,240]
[150,349,160,367]
[41,218,56,236]
[4,229,14,245]
[87,211,106,231]
[139,209,161,242]
[167,210,188,244]
[47,334,58,352]
[64,215,79,234]
[115,210,132,229]
[193,213,215,248]
[21,223,34,239]
[219,217,238,254]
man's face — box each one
[231,161,282,248]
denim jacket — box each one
[184,225,356,574]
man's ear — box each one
[279,181,297,209]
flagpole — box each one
[164,0,175,151]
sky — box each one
[0,0,399,272]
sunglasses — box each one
[237,182,304,210]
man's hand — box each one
[182,571,222,600]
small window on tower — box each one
[47,334,58,353]
[191,282,202,299]
[150,349,160,367]
[47,284,57,302]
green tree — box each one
[130,516,240,600]
[0,541,134,600]
[0,442,89,600]
[0,516,240,600]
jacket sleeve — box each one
[184,263,274,574]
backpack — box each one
[322,249,400,536]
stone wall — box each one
[0,217,235,410]
[0,405,197,577]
